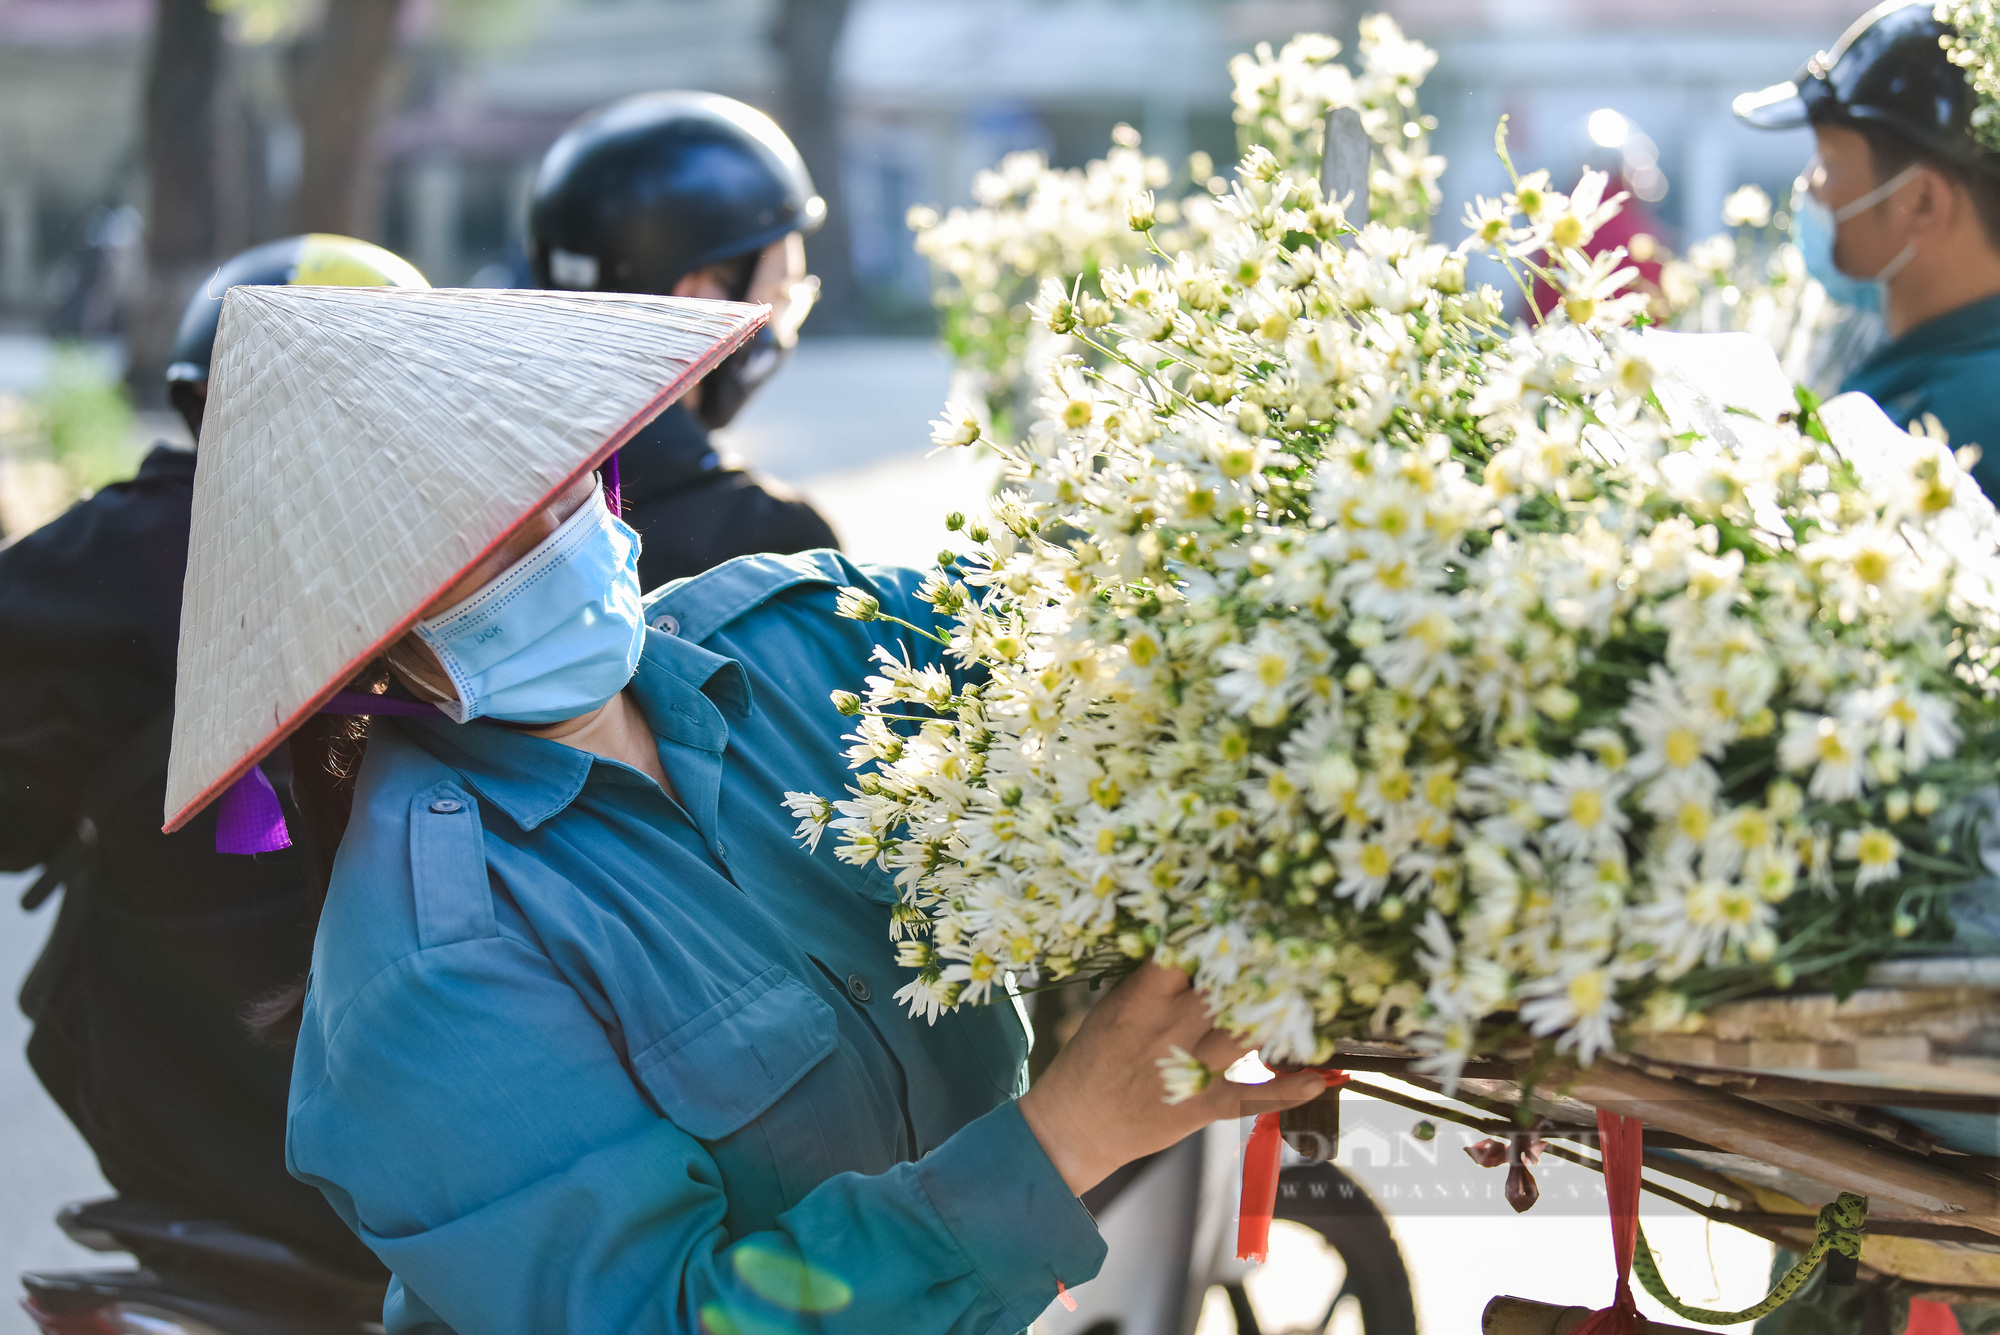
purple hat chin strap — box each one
[604,450,622,517]
[214,692,444,854]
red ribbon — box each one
[1906,1302,1963,1335]
[1236,1069,1350,1262]
[1568,1109,1647,1335]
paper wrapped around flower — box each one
[163,285,766,836]
[791,143,2000,1089]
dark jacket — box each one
[0,445,381,1276]
[1843,292,2000,499]
[619,404,839,591]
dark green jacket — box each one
[1843,292,2000,498]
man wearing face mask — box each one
[1736,0,2000,495]
[528,92,840,590]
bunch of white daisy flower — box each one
[795,130,2000,1091]
[1229,18,1444,230]
[908,18,1443,445]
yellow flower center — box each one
[1567,969,1609,1016]
[1856,829,1899,867]
[1853,547,1893,586]
[1257,652,1289,687]
[1549,213,1585,249]
[1376,770,1413,804]
[1732,810,1772,848]
[1677,802,1712,842]
[1569,789,1605,829]
[1359,844,1392,878]
[1664,728,1701,769]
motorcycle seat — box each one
[53,1197,385,1319]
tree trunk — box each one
[287,0,404,238]
[773,0,863,332]
[129,0,226,401]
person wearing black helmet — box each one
[527,91,840,589]
[0,235,422,1284]
[1736,0,2000,492]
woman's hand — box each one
[1015,962,1325,1196]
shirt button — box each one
[650,613,680,635]
[846,974,873,1003]
[429,798,463,814]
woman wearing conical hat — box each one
[166,284,1320,1333]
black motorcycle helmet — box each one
[527,92,824,428]
[167,234,428,438]
[1734,0,2000,173]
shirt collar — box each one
[392,629,752,831]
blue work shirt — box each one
[286,551,1106,1334]
[1843,292,2000,499]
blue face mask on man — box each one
[413,480,647,725]
[1793,160,1924,313]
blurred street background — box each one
[0,0,1868,1329]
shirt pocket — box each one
[630,966,837,1140]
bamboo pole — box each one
[1556,1061,2000,1234]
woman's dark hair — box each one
[244,665,385,1043]
[1857,122,2000,250]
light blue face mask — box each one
[1793,161,1924,314]
[414,480,646,725]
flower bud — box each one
[830,690,863,716]
[945,511,966,531]
[1237,403,1270,437]
[1893,911,1917,938]
[835,587,882,621]
[1127,190,1158,232]
[1435,256,1466,294]
[1766,778,1804,820]
[1885,789,1912,824]
[1914,783,1941,817]
[1533,686,1579,721]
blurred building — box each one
[0,0,1878,333]
[0,0,147,334]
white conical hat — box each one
[164,285,765,832]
